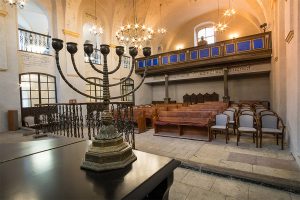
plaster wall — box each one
[0,7,21,132]
[151,73,270,103]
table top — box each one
[0,137,85,163]
[0,140,180,200]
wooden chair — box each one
[223,110,236,134]
[210,113,230,143]
[259,114,285,150]
[236,114,258,147]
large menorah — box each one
[52,38,151,172]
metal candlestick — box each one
[52,38,151,171]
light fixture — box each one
[224,0,236,17]
[214,0,228,33]
[4,0,26,9]
[89,0,103,36]
[116,0,154,49]
[157,3,167,37]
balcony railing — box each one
[18,28,51,55]
[135,32,272,75]
[84,49,102,65]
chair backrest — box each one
[255,108,267,115]
[238,114,254,128]
[241,110,254,115]
[223,110,235,121]
[226,107,236,112]
[261,114,278,129]
[24,116,35,127]
[259,110,277,116]
[215,114,228,126]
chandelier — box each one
[224,0,236,17]
[4,0,25,8]
[213,0,228,33]
[89,0,103,36]
[157,3,167,36]
[115,0,154,48]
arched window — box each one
[83,23,102,65]
[19,73,57,107]
[195,25,215,45]
[120,78,134,102]
[86,77,102,102]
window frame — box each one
[120,78,134,102]
[19,72,57,108]
[194,22,215,46]
[86,77,103,102]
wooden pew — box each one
[153,110,214,141]
[133,108,146,133]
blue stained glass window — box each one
[179,53,186,62]
[226,44,235,54]
[237,41,251,52]
[199,48,210,58]
[153,58,159,66]
[147,59,152,67]
[170,54,178,63]
[253,38,264,49]
[212,47,220,57]
[138,60,144,68]
[190,50,198,60]
[162,56,168,64]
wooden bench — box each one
[153,110,214,141]
[133,108,146,133]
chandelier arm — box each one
[107,55,122,74]
[105,57,136,87]
[70,54,105,87]
[55,51,103,100]
[109,67,148,100]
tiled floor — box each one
[135,129,300,186]
[171,167,300,200]
[1,129,300,199]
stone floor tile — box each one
[252,165,300,181]
[174,167,189,181]
[186,186,226,200]
[180,170,216,190]
[169,181,192,200]
[291,193,300,200]
[248,184,291,200]
[219,160,253,172]
[188,155,220,166]
[211,177,249,199]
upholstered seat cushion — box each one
[261,128,282,133]
[211,125,226,130]
[238,127,256,132]
[229,120,235,124]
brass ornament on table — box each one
[52,38,151,172]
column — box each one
[222,68,230,103]
[164,74,170,104]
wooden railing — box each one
[135,32,272,75]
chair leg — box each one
[260,132,262,148]
[256,131,258,148]
[215,130,217,139]
[252,133,255,143]
[236,132,239,146]
[225,130,228,144]
[276,134,279,145]
[281,133,284,150]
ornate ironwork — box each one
[51,38,151,171]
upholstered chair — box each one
[259,110,277,117]
[223,110,236,135]
[255,108,267,116]
[259,114,285,150]
[210,113,230,143]
[236,114,258,147]
[241,110,254,116]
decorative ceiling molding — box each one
[62,29,80,38]
[0,10,8,17]
[285,30,294,44]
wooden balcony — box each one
[135,32,272,75]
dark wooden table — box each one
[0,139,180,200]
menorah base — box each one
[81,136,137,172]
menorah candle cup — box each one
[52,38,64,52]
[100,44,110,55]
[129,47,138,58]
[84,43,94,56]
[143,47,151,57]
[66,42,78,54]
[116,46,125,56]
